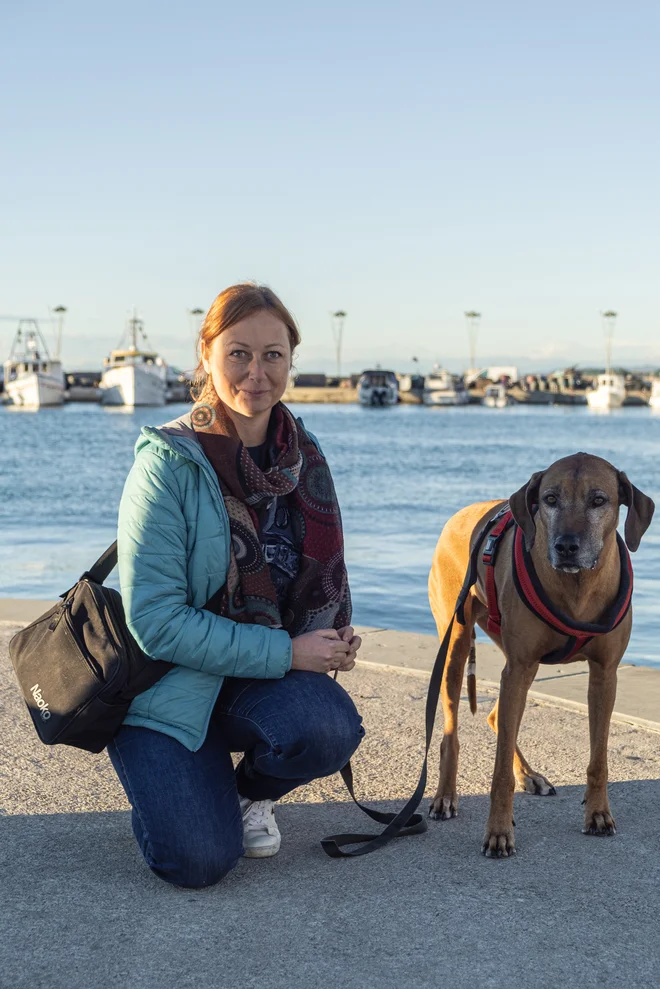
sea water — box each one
[1,401,658,666]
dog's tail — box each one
[467,629,477,715]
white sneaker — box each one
[239,797,281,858]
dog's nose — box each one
[554,534,580,559]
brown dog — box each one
[427,453,654,857]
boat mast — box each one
[10,319,52,362]
[601,310,617,375]
[129,308,139,351]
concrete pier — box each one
[1,606,659,989]
[282,385,359,403]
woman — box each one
[109,283,364,888]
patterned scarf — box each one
[191,399,351,636]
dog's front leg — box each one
[583,659,618,836]
[483,658,536,857]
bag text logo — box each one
[30,683,51,721]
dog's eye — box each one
[544,494,557,506]
[592,496,607,507]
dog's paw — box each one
[582,808,616,836]
[481,824,516,858]
[517,769,556,797]
[429,793,458,821]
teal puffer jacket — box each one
[119,412,311,751]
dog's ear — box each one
[509,469,545,551]
[617,471,655,552]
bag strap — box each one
[320,613,456,857]
[82,542,118,586]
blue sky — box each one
[1,1,658,374]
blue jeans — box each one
[108,670,364,888]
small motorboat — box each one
[482,383,511,408]
[423,366,469,406]
[357,369,399,406]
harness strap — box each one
[485,565,500,636]
[481,508,515,636]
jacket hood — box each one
[135,413,208,467]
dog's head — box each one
[509,453,655,572]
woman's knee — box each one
[285,678,365,774]
[149,839,242,889]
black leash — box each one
[321,507,504,858]
[321,612,458,857]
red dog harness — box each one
[478,506,633,664]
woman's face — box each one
[201,310,292,419]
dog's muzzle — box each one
[550,533,598,573]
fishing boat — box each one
[482,383,511,408]
[3,320,65,407]
[648,378,660,409]
[100,312,167,407]
[586,372,625,409]
[357,369,399,406]
[423,366,469,406]
[586,311,625,410]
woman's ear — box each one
[509,469,545,551]
[200,339,211,375]
[617,471,655,551]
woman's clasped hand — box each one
[291,626,362,674]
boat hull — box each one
[482,396,509,408]
[423,391,469,406]
[100,365,167,406]
[586,388,625,409]
[4,372,65,407]
[357,385,398,407]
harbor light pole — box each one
[600,310,617,374]
[52,305,67,360]
[330,310,347,379]
[464,310,481,374]
[188,307,205,342]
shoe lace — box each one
[243,799,273,830]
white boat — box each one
[586,372,625,409]
[648,378,660,409]
[100,313,167,407]
[398,373,425,393]
[587,311,625,410]
[423,366,469,406]
[3,320,65,408]
[482,383,511,408]
[357,369,399,406]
